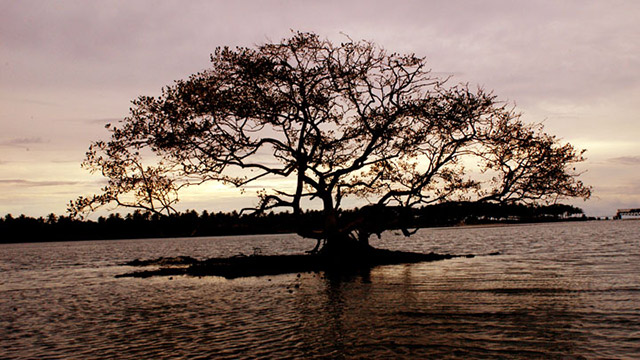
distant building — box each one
[614,208,640,220]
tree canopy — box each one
[70,32,590,253]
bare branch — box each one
[71,31,590,251]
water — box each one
[1,221,638,359]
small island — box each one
[116,249,478,279]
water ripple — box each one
[1,221,639,358]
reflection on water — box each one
[1,221,639,359]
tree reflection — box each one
[291,258,588,358]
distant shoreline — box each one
[0,217,606,245]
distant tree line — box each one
[1,202,585,244]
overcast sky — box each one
[1,0,639,217]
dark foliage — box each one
[69,32,590,255]
[1,203,584,244]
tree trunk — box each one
[318,195,375,262]
[322,214,372,261]
[321,207,343,254]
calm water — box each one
[1,221,639,359]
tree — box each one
[70,32,590,256]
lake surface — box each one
[1,221,639,359]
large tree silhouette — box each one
[70,32,590,256]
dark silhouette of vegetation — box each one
[69,32,590,260]
[2,203,585,244]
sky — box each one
[1,0,638,218]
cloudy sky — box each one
[1,0,638,217]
